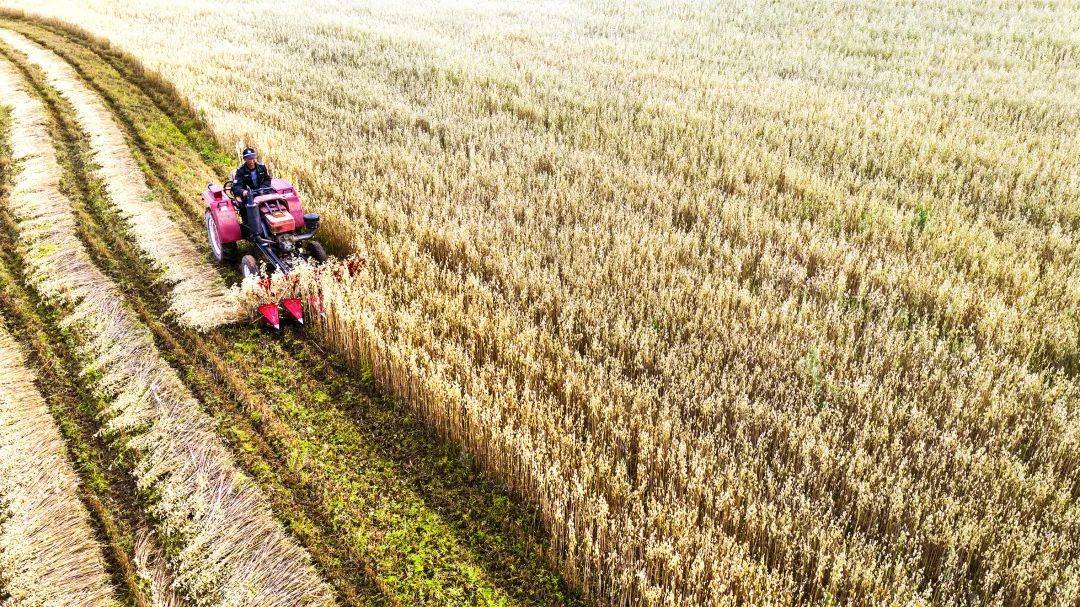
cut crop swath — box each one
[0,28,240,331]
[0,318,118,607]
[0,54,333,607]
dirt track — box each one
[0,14,582,607]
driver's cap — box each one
[242,147,257,159]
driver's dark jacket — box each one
[231,162,272,198]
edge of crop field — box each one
[0,19,590,606]
[0,9,599,603]
[0,10,599,607]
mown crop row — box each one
[0,317,117,606]
[0,53,332,607]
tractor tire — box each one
[239,255,259,280]
[206,211,237,263]
[307,241,328,264]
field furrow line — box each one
[0,27,238,331]
[0,55,333,607]
[0,320,117,607]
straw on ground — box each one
[0,316,118,607]
[0,54,333,607]
[0,27,239,330]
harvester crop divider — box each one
[281,297,304,324]
[258,303,281,330]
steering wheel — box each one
[223,180,237,201]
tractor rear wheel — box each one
[306,241,328,263]
[239,255,259,280]
[206,211,237,263]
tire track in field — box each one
[0,27,239,331]
[0,15,587,607]
[0,51,334,607]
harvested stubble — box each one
[0,27,239,331]
[1,3,1077,606]
[0,319,118,607]
[0,55,332,607]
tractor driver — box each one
[231,147,272,239]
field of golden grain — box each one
[0,1,1076,606]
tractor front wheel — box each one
[206,211,237,263]
[239,255,259,280]
[306,241,328,263]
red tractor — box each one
[203,178,327,327]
